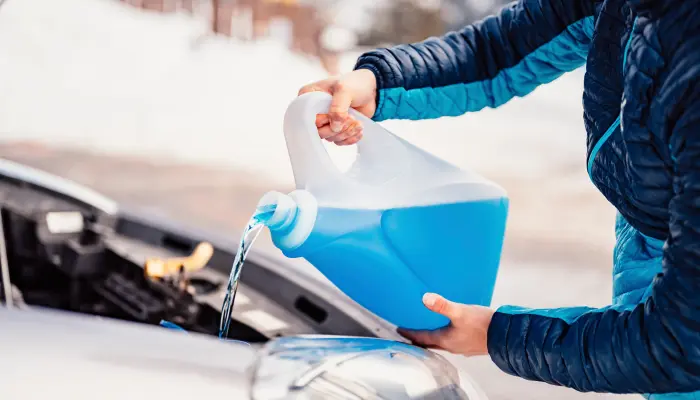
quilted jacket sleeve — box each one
[486,28,700,394]
[354,0,596,121]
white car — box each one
[0,159,488,400]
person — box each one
[297,0,700,398]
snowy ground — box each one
[0,0,588,185]
[0,0,634,398]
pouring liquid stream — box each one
[218,204,277,338]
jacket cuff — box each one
[353,55,388,121]
[487,311,519,377]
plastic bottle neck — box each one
[258,192,298,232]
[256,190,318,252]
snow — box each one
[0,0,587,187]
[0,0,323,185]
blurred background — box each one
[0,0,630,398]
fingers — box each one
[318,125,363,145]
[329,119,361,142]
[317,124,335,140]
[298,85,320,96]
[397,327,444,349]
[316,115,363,145]
[298,80,332,96]
[299,79,363,146]
[315,114,329,128]
[423,293,463,321]
[328,82,353,133]
[337,134,362,146]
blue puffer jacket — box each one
[355,0,700,397]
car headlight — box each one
[249,335,475,400]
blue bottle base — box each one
[282,198,508,330]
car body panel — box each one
[0,307,255,399]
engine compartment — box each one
[0,166,395,342]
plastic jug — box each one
[258,92,508,330]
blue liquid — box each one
[160,320,188,332]
[281,199,508,330]
[219,204,277,338]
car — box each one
[0,158,488,399]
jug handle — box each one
[283,91,406,189]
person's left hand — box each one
[398,293,495,357]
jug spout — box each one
[257,191,297,231]
[256,190,318,252]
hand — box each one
[398,293,495,357]
[298,69,377,146]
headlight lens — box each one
[249,335,472,400]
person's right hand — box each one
[398,293,494,357]
[298,69,377,146]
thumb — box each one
[423,293,461,320]
[329,83,353,133]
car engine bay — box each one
[0,162,395,343]
[0,160,491,400]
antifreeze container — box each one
[258,92,508,330]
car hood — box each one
[0,306,256,399]
[0,307,485,400]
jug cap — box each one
[258,191,297,231]
[257,190,318,252]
